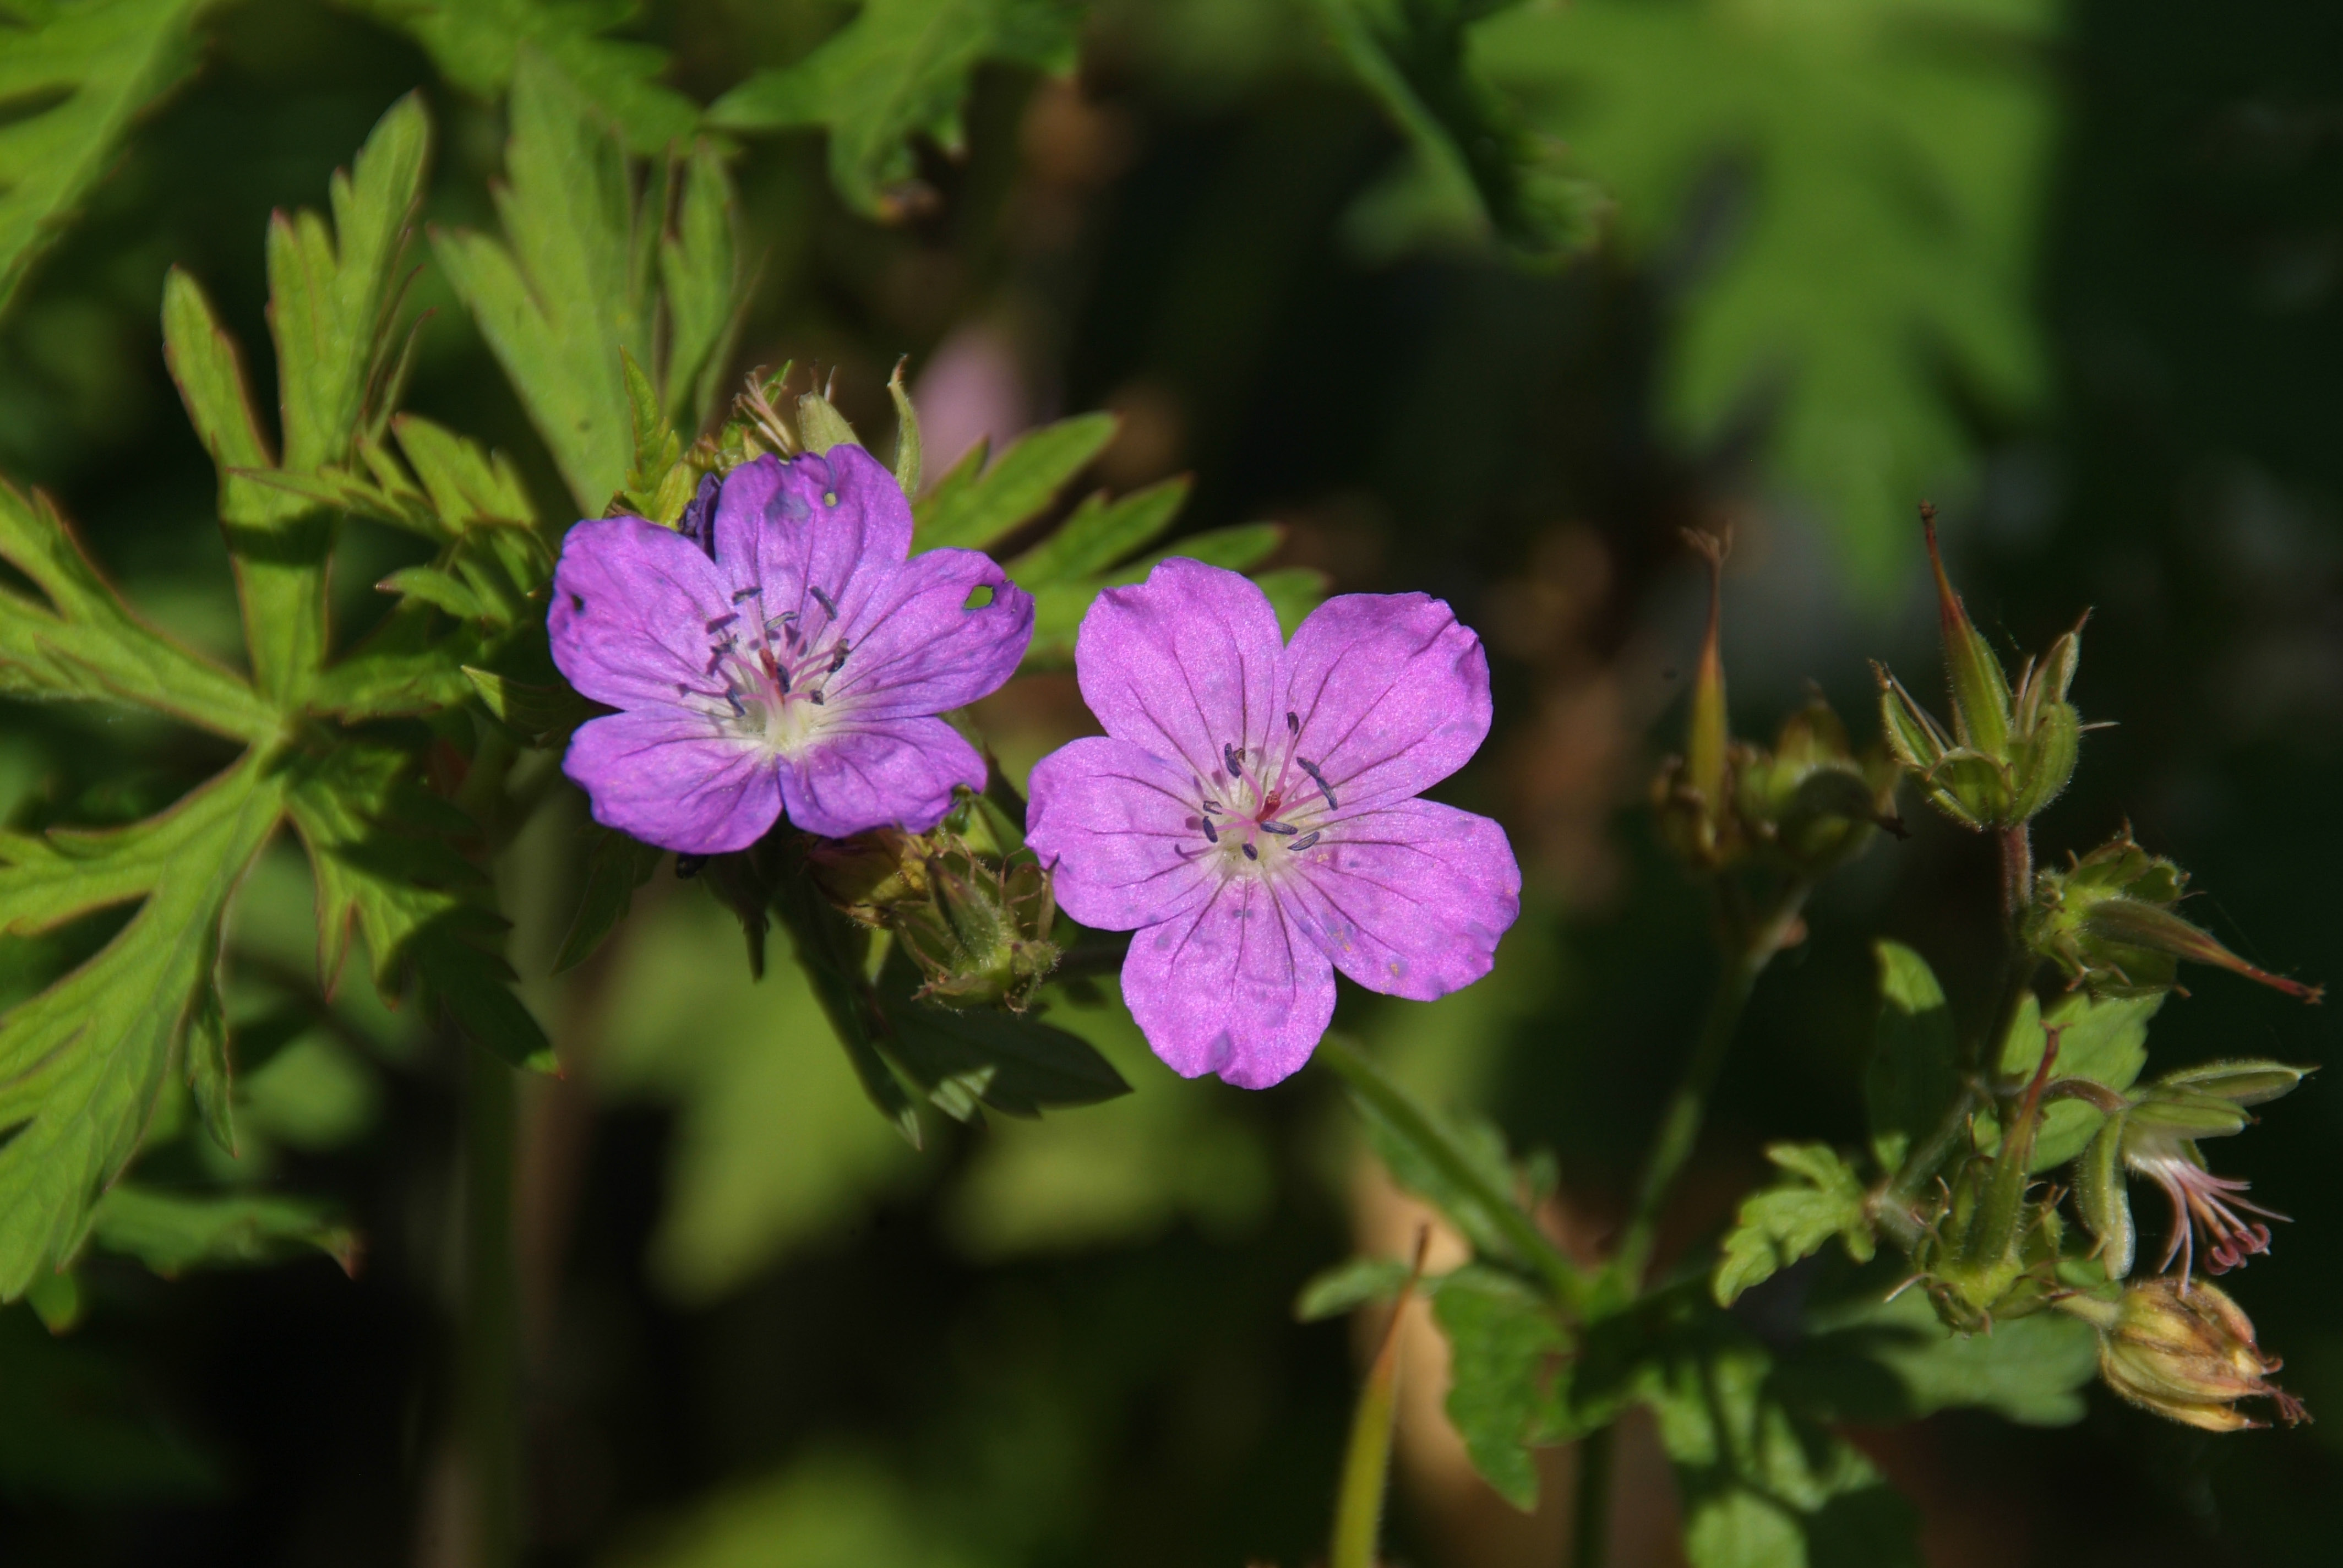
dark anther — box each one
[810,586,838,617]
[705,612,739,633]
[704,648,727,676]
[732,586,761,602]
[1201,798,1223,813]
[1201,818,1219,843]
[675,854,707,879]
[1286,710,1300,736]
[829,644,850,672]
[723,690,745,716]
[1291,831,1321,851]
[809,690,825,705]
[1298,758,1338,809]
[570,592,586,612]
[1224,742,1244,777]
[1258,821,1296,836]
[1241,842,1258,861]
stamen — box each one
[809,690,825,705]
[1286,710,1300,737]
[1258,821,1297,836]
[1298,758,1338,809]
[829,643,851,672]
[723,689,745,716]
[732,586,761,603]
[705,612,738,632]
[1201,818,1219,843]
[1242,842,1258,861]
[1201,799,1223,814]
[809,586,838,617]
[1224,742,1244,778]
[1290,831,1321,850]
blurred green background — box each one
[2,0,2340,1563]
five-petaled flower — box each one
[1026,558,1521,1087]
[549,445,1034,853]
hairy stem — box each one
[1568,1423,1615,1568]
[1612,883,1810,1287]
[460,1046,522,1568]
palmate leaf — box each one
[434,51,743,514]
[0,0,208,319]
[1430,0,2055,590]
[0,94,548,1300]
[1712,1143,1875,1307]
[1432,1263,1571,1509]
[708,0,1086,218]
[86,1184,358,1277]
[336,0,702,156]
[0,754,283,1299]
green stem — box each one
[1611,884,1809,1287]
[460,1047,522,1568]
[1568,1423,1615,1568]
[1329,1306,1408,1568]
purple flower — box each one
[548,446,1034,853]
[1026,558,1522,1088]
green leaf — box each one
[0,0,206,319]
[911,411,1118,551]
[464,666,597,748]
[1432,1263,1570,1510]
[1007,477,1192,585]
[887,360,922,496]
[1318,1036,1583,1306]
[708,0,1085,217]
[339,1,703,155]
[87,1185,357,1277]
[1294,1255,1416,1322]
[1796,1283,2098,1429]
[434,52,744,511]
[1308,0,1599,261]
[0,478,273,741]
[874,944,1130,1119]
[1983,989,2159,1170]
[1865,940,1958,1172]
[552,824,662,973]
[285,745,552,1073]
[0,752,286,1300]
[1713,1144,1876,1307]
[164,94,433,704]
[1647,1323,1922,1568]
[1470,0,2057,591]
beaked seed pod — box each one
[1873,505,2084,831]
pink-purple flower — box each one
[548,446,1033,853]
[1026,558,1522,1088]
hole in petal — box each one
[963,583,995,609]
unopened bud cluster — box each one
[808,787,1061,1011]
[1652,532,1899,878]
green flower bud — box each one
[2023,832,2324,1001]
[1653,531,1742,870]
[1872,506,2084,831]
[806,793,1061,1011]
[1732,699,1903,874]
[1914,1032,2067,1331]
[2060,1277,2307,1432]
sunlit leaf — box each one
[911,410,1117,551]
[1712,1143,1875,1307]
[87,1184,358,1277]
[1865,939,1958,1172]
[709,0,1086,217]
[1432,1262,1569,1509]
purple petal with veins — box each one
[1027,559,1522,1088]
[548,445,1034,852]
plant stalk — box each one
[460,1046,522,1568]
[1612,883,1810,1287]
[1568,1423,1615,1568]
[1329,1234,1428,1568]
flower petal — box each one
[714,447,914,636]
[1280,592,1492,813]
[1026,736,1216,930]
[827,547,1034,718]
[1281,799,1520,1000]
[1075,558,1284,785]
[777,714,985,838]
[563,709,780,854]
[548,516,733,710]
[1120,878,1335,1088]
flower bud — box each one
[1873,506,2084,831]
[806,794,1061,1012]
[1732,699,1903,874]
[1914,1031,2067,1330]
[2063,1277,2308,1431]
[1652,531,1742,870]
[2023,832,2324,1001]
